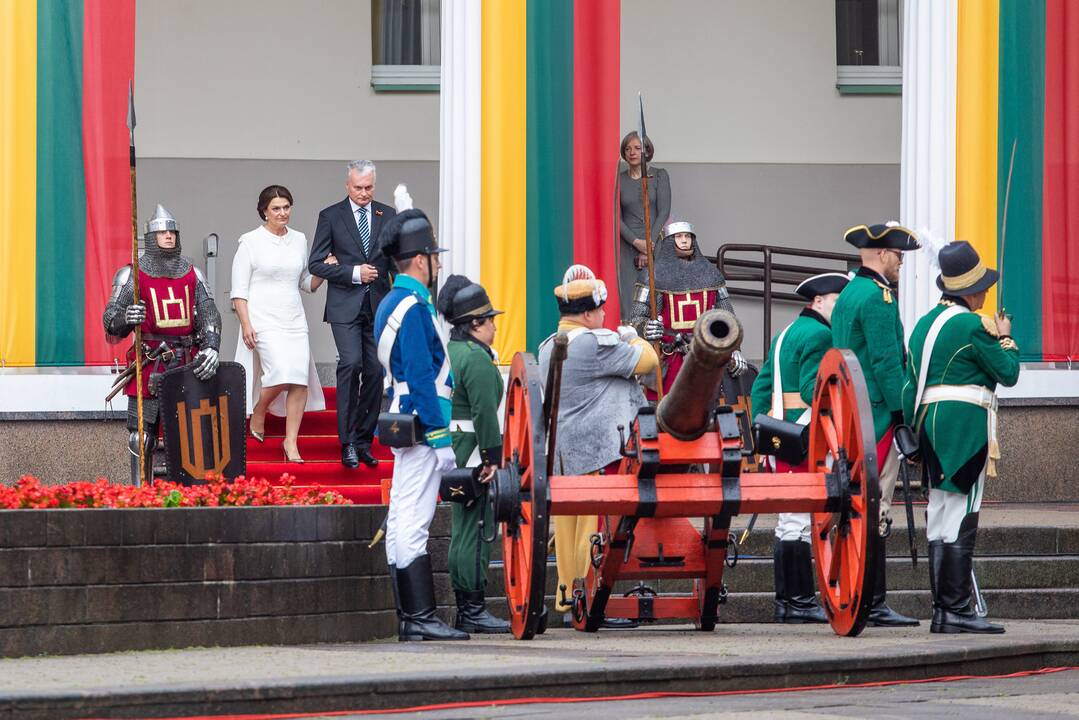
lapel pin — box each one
[375,209,383,216]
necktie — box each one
[357,207,370,255]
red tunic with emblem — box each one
[648,288,719,397]
[124,268,199,397]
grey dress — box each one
[617,167,671,317]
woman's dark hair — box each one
[257,185,294,221]
[619,131,655,163]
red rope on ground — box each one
[126,664,1078,720]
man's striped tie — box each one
[357,207,370,256]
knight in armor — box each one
[436,275,512,634]
[374,209,468,642]
[629,220,747,395]
[102,205,222,485]
[539,264,658,628]
[751,271,849,624]
[831,222,920,627]
[902,242,1018,634]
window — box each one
[371,0,440,92]
[835,0,902,95]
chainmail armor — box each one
[139,233,192,278]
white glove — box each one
[728,350,748,377]
[434,445,457,474]
[394,183,413,212]
[617,325,639,342]
[643,319,664,341]
[124,302,146,325]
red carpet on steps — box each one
[247,386,391,505]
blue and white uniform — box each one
[375,273,454,568]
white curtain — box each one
[438,0,482,283]
[898,0,957,335]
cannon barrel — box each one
[656,308,744,440]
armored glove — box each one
[191,347,220,380]
[124,302,146,325]
[434,445,458,474]
[727,350,748,377]
[642,319,664,341]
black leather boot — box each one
[388,564,400,624]
[927,540,944,628]
[772,541,788,622]
[867,539,920,627]
[932,515,1003,634]
[454,590,511,633]
[396,555,469,641]
[784,541,827,623]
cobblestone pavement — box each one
[312,667,1079,720]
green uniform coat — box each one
[830,268,906,441]
[447,338,505,593]
[750,308,831,422]
[901,300,1020,494]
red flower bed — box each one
[0,475,351,509]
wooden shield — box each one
[159,361,246,485]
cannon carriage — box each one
[487,309,882,639]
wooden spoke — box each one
[807,349,880,637]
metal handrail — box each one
[709,243,860,359]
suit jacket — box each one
[309,198,396,323]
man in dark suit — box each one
[309,160,396,468]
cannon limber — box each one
[486,309,882,639]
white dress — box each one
[230,225,326,417]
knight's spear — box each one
[128,82,146,487]
[637,93,665,399]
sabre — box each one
[998,138,1017,315]
[971,567,988,618]
[637,93,665,399]
[899,460,918,567]
[127,82,146,487]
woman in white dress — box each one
[231,185,330,462]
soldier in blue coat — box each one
[374,209,467,641]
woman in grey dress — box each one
[617,131,671,317]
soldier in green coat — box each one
[831,222,920,627]
[751,272,849,624]
[436,275,512,634]
[902,242,1018,634]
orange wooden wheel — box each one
[500,353,551,640]
[807,349,880,637]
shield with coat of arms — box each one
[159,361,246,485]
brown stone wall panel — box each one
[0,549,31,587]
[121,510,163,545]
[315,506,355,541]
[81,509,125,546]
[44,511,87,546]
[1,512,47,548]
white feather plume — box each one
[393,184,413,212]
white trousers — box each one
[926,467,986,544]
[878,444,900,536]
[385,444,441,569]
[774,513,811,543]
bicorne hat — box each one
[553,264,608,314]
[935,241,999,296]
[844,222,920,251]
[795,272,851,301]
[380,209,448,260]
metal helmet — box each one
[663,220,695,240]
[145,204,179,235]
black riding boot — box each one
[784,540,827,623]
[454,590,511,633]
[927,541,944,628]
[867,539,920,627]
[932,514,1003,634]
[396,555,469,641]
[773,541,788,622]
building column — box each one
[898,0,958,333]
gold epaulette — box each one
[980,315,999,337]
[871,278,893,304]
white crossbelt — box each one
[921,384,1000,477]
[769,325,810,426]
[377,294,452,413]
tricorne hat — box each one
[795,272,851,301]
[935,241,999,296]
[844,222,920,251]
[380,208,448,260]
[553,264,607,314]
